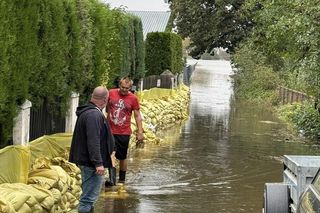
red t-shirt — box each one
[107,88,140,135]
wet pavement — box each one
[95,59,318,213]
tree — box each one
[169,0,253,58]
[241,0,320,95]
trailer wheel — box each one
[264,183,290,213]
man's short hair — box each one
[119,76,132,85]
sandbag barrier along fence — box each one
[128,84,190,148]
[0,85,191,212]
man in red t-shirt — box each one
[106,77,144,186]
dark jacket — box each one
[69,102,115,168]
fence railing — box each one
[141,63,197,90]
[278,86,310,104]
[29,101,66,141]
[9,93,79,146]
[142,74,177,90]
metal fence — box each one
[141,64,197,90]
[142,74,177,90]
[29,101,65,141]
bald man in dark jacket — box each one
[69,86,115,213]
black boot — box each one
[105,167,116,187]
[119,170,126,183]
[78,206,94,213]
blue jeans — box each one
[78,165,104,212]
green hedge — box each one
[110,12,145,85]
[0,0,145,146]
[0,0,41,146]
[145,32,183,75]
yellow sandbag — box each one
[40,195,55,211]
[47,133,72,149]
[19,190,38,208]
[61,193,68,204]
[0,184,49,212]
[17,203,32,213]
[65,191,77,204]
[0,183,50,204]
[28,168,59,181]
[0,145,30,184]
[50,205,62,213]
[30,203,43,213]
[60,195,70,212]
[71,185,81,198]
[50,188,62,204]
[0,188,30,211]
[70,180,81,196]
[50,165,69,194]
[28,176,58,190]
[60,202,71,212]
[70,200,79,209]
[29,136,65,163]
[50,157,80,178]
[30,184,54,200]
[137,87,169,100]
[31,157,52,170]
[58,167,71,186]
[56,181,65,195]
[0,198,15,213]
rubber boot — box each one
[119,170,126,183]
[90,206,94,213]
[78,206,93,213]
[110,167,116,185]
[105,167,116,187]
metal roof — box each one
[129,11,171,39]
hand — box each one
[136,132,144,141]
[96,166,105,176]
[111,151,116,167]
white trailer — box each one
[263,155,320,213]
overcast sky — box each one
[103,0,170,11]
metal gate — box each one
[29,101,65,141]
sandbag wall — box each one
[0,158,81,213]
[0,134,80,213]
[129,84,190,146]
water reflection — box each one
[95,60,317,213]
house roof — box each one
[129,11,171,39]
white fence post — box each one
[140,78,144,91]
[65,92,79,133]
[13,100,32,145]
[171,77,175,89]
[156,79,161,87]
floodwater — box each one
[95,60,318,213]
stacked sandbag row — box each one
[0,157,81,212]
[131,85,190,145]
[0,183,57,213]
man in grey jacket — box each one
[69,86,115,213]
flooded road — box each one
[95,60,317,213]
